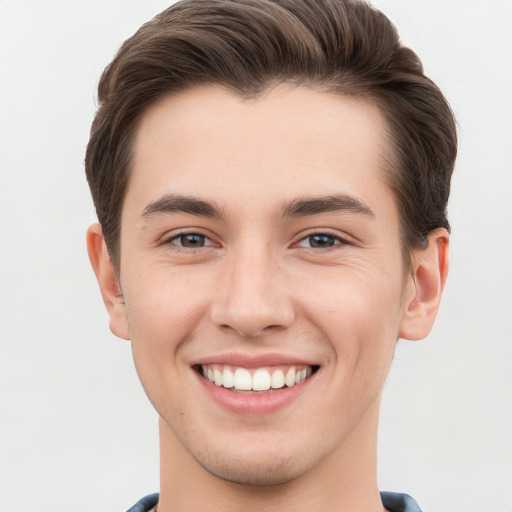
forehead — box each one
[126,84,394,220]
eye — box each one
[296,233,347,249]
[167,233,213,249]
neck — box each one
[157,397,385,512]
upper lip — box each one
[192,352,319,368]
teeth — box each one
[252,369,271,391]
[222,368,234,388]
[201,364,313,391]
[271,369,285,389]
[234,368,252,390]
[285,367,296,387]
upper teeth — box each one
[202,365,312,392]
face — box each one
[112,85,415,484]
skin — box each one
[88,84,449,512]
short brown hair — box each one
[85,0,457,270]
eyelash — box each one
[162,231,215,250]
[294,231,351,250]
[161,230,351,251]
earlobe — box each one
[86,223,130,340]
[399,228,450,341]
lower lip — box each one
[196,371,315,415]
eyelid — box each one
[293,229,353,249]
[158,228,354,250]
[160,228,218,248]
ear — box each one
[86,223,130,340]
[399,228,450,341]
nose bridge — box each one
[211,239,294,337]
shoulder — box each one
[380,492,423,512]
[126,493,159,512]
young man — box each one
[85,1,456,510]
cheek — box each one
[122,264,210,343]
[309,270,404,365]
[124,271,207,417]
[121,269,213,405]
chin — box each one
[184,432,327,487]
[197,454,311,486]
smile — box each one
[200,364,314,392]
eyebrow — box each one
[141,193,374,220]
[281,194,374,218]
[142,194,224,219]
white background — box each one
[0,1,511,511]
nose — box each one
[209,246,295,338]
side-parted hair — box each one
[85,0,457,271]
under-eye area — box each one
[194,364,320,393]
